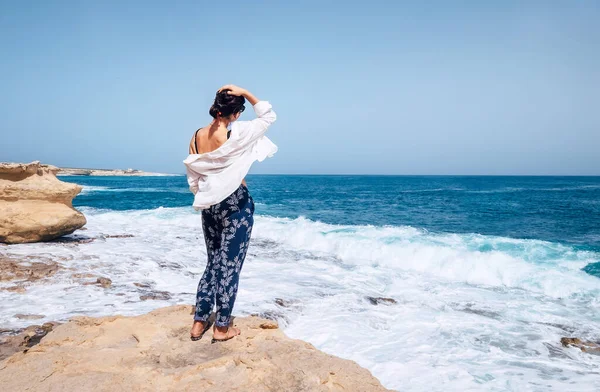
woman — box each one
[183,84,277,343]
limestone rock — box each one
[0,161,86,244]
[0,305,390,392]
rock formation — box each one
[561,337,600,355]
[0,305,391,392]
[0,255,61,283]
[0,161,86,244]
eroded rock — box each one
[139,291,171,301]
[81,276,113,288]
[366,296,397,305]
[102,234,135,239]
[0,306,390,391]
[96,277,112,288]
[561,337,600,355]
[275,297,297,307]
[0,321,59,361]
[0,255,60,283]
[0,161,86,244]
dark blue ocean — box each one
[5,174,597,391]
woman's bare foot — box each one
[190,320,209,339]
[212,324,241,341]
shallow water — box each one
[1,175,599,391]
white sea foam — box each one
[465,185,600,194]
[1,208,599,391]
[79,185,111,195]
[80,186,189,194]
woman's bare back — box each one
[189,126,246,186]
[189,126,229,155]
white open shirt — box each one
[183,101,277,210]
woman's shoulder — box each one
[189,127,204,154]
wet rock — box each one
[451,302,502,320]
[22,323,59,348]
[81,276,112,288]
[14,314,45,320]
[0,161,86,244]
[49,235,95,244]
[255,310,283,321]
[158,261,183,269]
[249,310,289,327]
[0,255,60,283]
[102,234,134,239]
[560,337,600,355]
[0,321,59,361]
[0,306,390,391]
[96,277,112,288]
[1,285,26,293]
[366,296,397,305]
[139,291,171,301]
[461,307,501,319]
[274,297,295,307]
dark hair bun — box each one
[209,89,246,119]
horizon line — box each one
[63,173,600,177]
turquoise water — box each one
[66,175,600,277]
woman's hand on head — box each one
[218,84,247,97]
[217,84,260,106]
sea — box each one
[2,175,599,391]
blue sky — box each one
[1,1,598,175]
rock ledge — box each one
[0,305,391,392]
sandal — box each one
[190,320,212,341]
[211,326,240,344]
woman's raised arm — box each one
[218,85,277,145]
[218,84,259,106]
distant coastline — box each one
[58,167,178,177]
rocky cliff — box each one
[0,305,391,392]
[0,161,86,244]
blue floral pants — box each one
[194,184,255,327]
